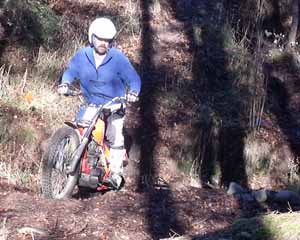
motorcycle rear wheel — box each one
[42,126,80,199]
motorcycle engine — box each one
[78,140,105,189]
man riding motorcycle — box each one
[58,17,141,190]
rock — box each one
[227,182,247,195]
[252,189,269,203]
[273,190,300,205]
[238,231,252,239]
[232,193,243,201]
[241,193,255,202]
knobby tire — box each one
[41,126,80,199]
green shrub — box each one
[3,0,60,48]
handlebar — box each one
[67,88,81,96]
[58,84,136,105]
[102,96,126,109]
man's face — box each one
[93,35,110,55]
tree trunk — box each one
[287,0,299,48]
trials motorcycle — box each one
[41,91,128,199]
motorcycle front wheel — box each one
[42,126,80,199]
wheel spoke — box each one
[42,126,80,199]
[51,136,75,197]
[52,169,68,196]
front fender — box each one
[64,121,77,129]
[64,121,82,139]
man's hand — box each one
[57,83,69,95]
[126,90,139,103]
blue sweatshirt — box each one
[61,46,141,105]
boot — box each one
[102,173,123,190]
[103,148,126,190]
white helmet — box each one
[88,18,117,43]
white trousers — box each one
[105,111,126,175]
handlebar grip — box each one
[67,89,81,96]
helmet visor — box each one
[93,34,113,42]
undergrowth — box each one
[0,38,84,191]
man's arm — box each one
[58,52,81,95]
[120,56,141,95]
[61,52,81,85]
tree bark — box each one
[287,0,299,48]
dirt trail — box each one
[0,180,240,240]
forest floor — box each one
[0,176,240,240]
[1,174,294,240]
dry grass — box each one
[0,161,37,190]
[0,37,84,127]
[244,133,300,189]
[244,133,272,177]
[113,0,142,42]
[35,38,85,81]
[0,75,79,130]
[0,127,42,192]
[0,118,43,191]
[0,39,84,191]
[0,65,11,98]
[0,218,8,240]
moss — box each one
[231,213,300,240]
